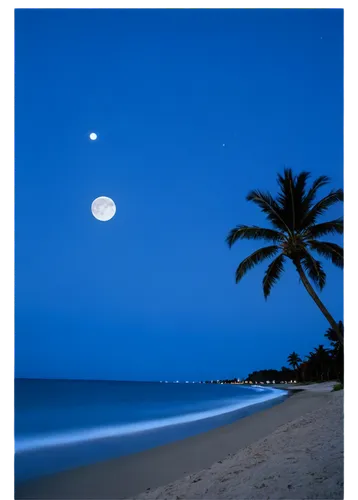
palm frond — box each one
[226,225,285,248]
[262,253,285,299]
[303,218,343,239]
[287,352,302,365]
[276,168,293,206]
[275,169,311,232]
[302,175,331,211]
[295,171,311,201]
[301,189,343,229]
[293,171,314,229]
[275,168,296,231]
[313,344,331,360]
[301,251,326,290]
[325,321,344,345]
[246,190,292,235]
[307,240,343,268]
[235,245,280,284]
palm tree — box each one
[325,321,344,383]
[287,351,302,370]
[287,352,302,381]
[299,361,309,383]
[302,351,320,381]
[308,345,332,381]
[226,169,343,344]
[325,321,344,346]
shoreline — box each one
[15,388,337,500]
[15,387,288,483]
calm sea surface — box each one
[15,379,288,483]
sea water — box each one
[15,379,288,483]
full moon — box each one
[89,133,97,141]
[91,196,116,221]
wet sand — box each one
[15,387,342,499]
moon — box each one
[89,132,97,141]
[91,196,116,221]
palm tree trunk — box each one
[294,260,343,345]
[294,363,299,382]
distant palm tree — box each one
[325,321,344,383]
[287,351,302,370]
[226,169,343,344]
[325,321,344,346]
[299,361,309,383]
[308,345,332,381]
[287,352,302,381]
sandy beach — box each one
[16,384,343,500]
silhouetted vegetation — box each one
[226,169,343,344]
[211,170,344,388]
[245,322,344,385]
[333,383,343,391]
[246,367,295,384]
[287,351,302,380]
[203,378,241,384]
[201,321,343,386]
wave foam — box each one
[16,387,287,454]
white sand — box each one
[279,381,339,393]
[135,391,343,500]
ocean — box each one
[15,379,288,483]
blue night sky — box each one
[15,9,343,382]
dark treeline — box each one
[246,367,295,383]
[202,378,240,384]
[200,323,343,386]
[246,322,344,384]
